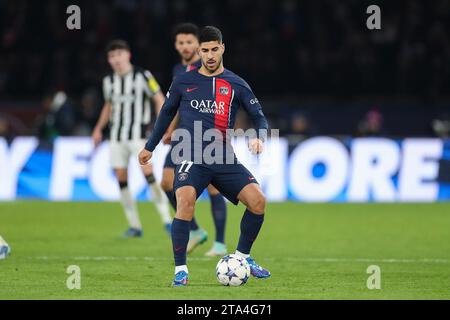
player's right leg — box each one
[162,147,207,253]
[171,162,211,286]
[171,186,197,286]
[110,141,142,238]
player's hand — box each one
[248,138,264,155]
[162,132,172,145]
[138,149,153,165]
[92,128,103,147]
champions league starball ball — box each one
[216,254,251,286]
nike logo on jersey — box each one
[186,87,198,92]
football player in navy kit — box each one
[139,26,270,286]
[161,23,228,257]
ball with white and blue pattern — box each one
[216,254,251,286]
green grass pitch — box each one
[0,201,449,299]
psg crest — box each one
[178,172,189,181]
[219,86,229,96]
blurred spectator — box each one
[431,114,450,138]
[73,88,101,136]
[285,112,316,144]
[289,112,313,136]
[357,109,387,137]
[0,117,12,141]
[0,113,29,142]
[34,91,78,140]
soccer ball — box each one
[216,254,251,286]
[0,236,11,260]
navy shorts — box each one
[163,145,176,169]
[173,161,258,205]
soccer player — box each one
[93,39,172,238]
[139,26,271,286]
[161,23,228,257]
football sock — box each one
[235,250,250,259]
[175,265,188,275]
[147,176,172,224]
[172,218,190,266]
[119,182,142,230]
[237,209,264,255]
[190,217,200,231]
[210,194,226,243]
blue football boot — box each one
[172,271,188,287]
[122,228,143,238]
[246,257,271,279]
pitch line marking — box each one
[28,256,450,264]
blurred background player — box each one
[161,23,228,256]
[92,40,172,238]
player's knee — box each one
[177,196,195,211]
[176,197,195,219]
[249,194,266,214]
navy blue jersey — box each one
[172,59,202,80]
[145,68,268,162]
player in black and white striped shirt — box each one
[92,40,171,237]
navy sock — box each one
[237,209,264,255]
[164,190,177,211]
[171,218,190,266]
[190,217,200,231]
[210,194,226,243]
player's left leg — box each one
[204,185,227,257]
[236,183,270,279]
[210,162,270,279]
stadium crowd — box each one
[0,0,449,138]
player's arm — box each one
[239,82,269,154]
[93,78,113,147]
[139,81,181,164]
[162,112,180,144]
[92,102,112,147]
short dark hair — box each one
[173,23,199,39]
[106,39,130,53]
[199,26,223,44]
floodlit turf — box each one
[0,201,449,300]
